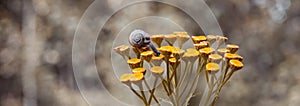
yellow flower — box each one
[120,74,134,84]
[217,36,228,42]
[132,68,146,74]
[224,53,243,61]
[151,35,164,47]
[199,47,215,58]
[131,72,144,83]
[229,59,243,71]
[141,51,153,62]
[127,58,141,69]
[174,31,188,35]
[169,57,180,69]
[165,34,177,45]
[175,32,190,48]
[172,47,184,59]
[186,48,199,53]
[226,44,239,53]
[192,36,207,44]
[217,48,230,56]
[215,36,228,49]
[182,49,199,62]
[194,41,210,50]
[208,54,222,63]
[159,46,174,56]
[206,35,217,44]
[151,54,164,66]
[114,45,130,57]
[150,66,164,75]
[206,62,220,74]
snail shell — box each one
[129,29,150,47]
[129,29,160,56]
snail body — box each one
[129,29,161,56]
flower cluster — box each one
[114,32,244,106]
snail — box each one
[129,29,161,56]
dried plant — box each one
[114,31,244,106]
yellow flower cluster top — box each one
[114,31,244,106]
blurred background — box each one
[0,0,300,106]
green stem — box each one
[166,41,173,46]
[221,60,230,83]
[144,80,159,105]
[223,70,235,84]
[177,62,190,90]
[139,86,148,106]
[211,69,234,106]
[174,59,179,88]
[178,62,194,98]
[181,60,206,106]
[166,56,172,96]
[159,76,170,95]
[129,86,144,101]
[148,77,158,104]
[196,57,202,72]
[204,74,215,106]
[130,85,148,105]
[205,70,211,89]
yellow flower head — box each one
[206,35,217,44]
[194,41,210,50]
[127,58,141,69]
[120,73,134,84]
[131,72,144,83]
[159,46,174,56]
[151,54,164,66]
[165,34,177,45]
[217,48,230,56]
[141,51,153,62]
[175,32,190,48]
[182,48,199,62]
[217,36,228,42]
[229,59,243,71]
[208,54,222,63]
[192,36,207,44]
[151,34,164,47]
[114,45,130,57]
[226,44,239,53]
[132,68,146,74]
[150,66,164,75]
[206,62,220,74]
[174,31,188,35]
[172,47,184,59]
[225,53,243,61]
[199,47,215,58]
[169,57,180,69]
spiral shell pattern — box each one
[129,29,146,47]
